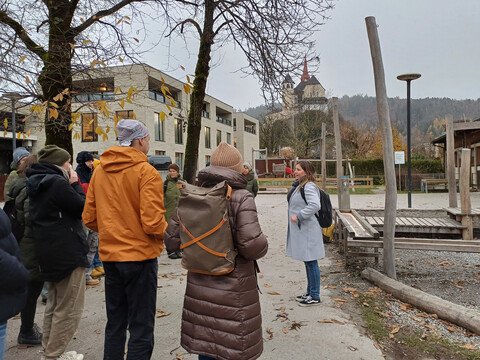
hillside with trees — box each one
[246,95,480,159]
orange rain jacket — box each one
[82,146,167,262]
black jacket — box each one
[26,163,88,282]
[0,208,29,323]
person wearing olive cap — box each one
[83,119,168,359]
[4,147,30,202]
[26,145,87,360]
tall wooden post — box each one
[332,97,350,211]
[366,16,397,279]
[446,116,457,208]
[321,122,327,190]
[460,148,473,239]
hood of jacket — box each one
[99,146,148,173]
[7,175,27,200]
[197,166,247,189]
[26,163,66,197]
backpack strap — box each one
[163,178,169,193]
[299,183,321,221]
[179,184,233,258]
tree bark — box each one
[365,16,397,279]
[183,0,216,184]
[362,267,480,335]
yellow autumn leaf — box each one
[159,112,166,121]
[19,55,27,63]
[31,104,44,114]
[183,83,192,94]
[95,100,111,117]
[186,75,192,84]
[95,126,104,135]
[166,104,172,112]
[118,99,125,109]
[26,129,31,137]
[53,93,64,102]
[114,87,122,95]
[49,102,59,108]
[71,113,80,123]
[82,39,92,46]
[160,84,171,96]
[68,123,75,131]
[126,86,137,103]
[166,95,177,107]
[102,133,108,142]
[49,108,59,119]
[3,118,8,129]
[88,119,95,125]
[17,132,22,139]
[105,125,110,133]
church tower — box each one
[282,74,295,111]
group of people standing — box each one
[0,117,325,360]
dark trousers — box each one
[199,356,216,360]
[103,259,158,360]
[20,280,44,333]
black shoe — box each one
[168,251,182,259]
[298,296,321,307]
[295,293,309,302]
[18,323,43,345]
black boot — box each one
[18,323,42,345]
[168,251,182,259]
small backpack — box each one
[299,185,333,228]
[3,199,25,242]
[176,180,237,275]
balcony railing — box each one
[244,126,256,134]
[216,116,232,126]
[73,92,115,102]
[202,110,210,119]
[149,91,181,108]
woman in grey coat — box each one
[286,160,324,306]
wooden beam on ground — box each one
[362,268,480,335]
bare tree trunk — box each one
[362,267,480,335]
[183,0,215,184]
[446,116,457,207]
[460,148,473,239]
[365,16,397,279]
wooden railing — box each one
[258,177,373,190]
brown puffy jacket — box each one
[165,166,268,360]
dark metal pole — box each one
[406,80,412,208]
[11,98,16,153]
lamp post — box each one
[397,73,421,208]
[2,92,27,153]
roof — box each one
[282,74,294,84]
[305,75,321,86]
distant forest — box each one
[243,95,480,133]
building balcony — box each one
[149,90,181,108]
[73,92,115,102]
[202,110,210,119]
[216,116,232,126]
[244,126,256,134]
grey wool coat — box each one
[287,181,325,261]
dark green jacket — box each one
[7,176,41,281]
[245,170,258,197]
[164,175,183,221]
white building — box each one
[29,63,259,171]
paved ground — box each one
[5,191,480,360]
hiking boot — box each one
[298,296,321,307]
[17,323,42,345]
[168,251,182,259]
[91,266,105,278]
[86,278,100,286]
[295,293,309,302]
[57,351,84,360]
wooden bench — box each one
[420,178,449,193]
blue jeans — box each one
[0,321,7,360]
[199,355,216,360]
[92,251,103,269]
[304,260,320,300]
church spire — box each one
[300,56,310,82]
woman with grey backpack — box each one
[286,160,324,306]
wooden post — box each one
[366,16,397,279]
[446,116,457,207]
[460,148,473,240]
[332,97,350,211]
[321,122,327,190]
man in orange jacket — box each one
[82,119,167,360]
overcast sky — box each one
[142,0,480,110]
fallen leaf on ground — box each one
[390,326,400,335]
[266,328,274,340]
[446,325,457,333]
[156,309,171,318]
[462,344,477,350]
[318,319,345,325]
[325,284,337,289]
[399,303,412,311]
[282,327,289,334]
[424,324,436,331]
[268,291,281,296]
[290,321,307,330]
[332,297,348,303]
[452,280,465,289]
[263,283,272,288]
[362,302,370,307]
[348,345,358,351]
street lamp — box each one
[2,92,28,153]
[397,73,421,208]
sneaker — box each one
[91,267,105,278]
[168,251,182,259]
[298,296,321,307]
[17,323,42,345]
[295,293,309,302]
[86,278,100,286]
[57,351,84,360]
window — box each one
[204,126,211,149]
[155,150,166,155]
[226,132,231,145]
[154,112,165,142]
[116,110,136,120]
[175,118,183,144]
[81,113,97,142]
[216,130,222,146]
[233,118,236,131]
[205,155,211,166]
[175,152,184,170]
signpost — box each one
[395,151,405,191]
